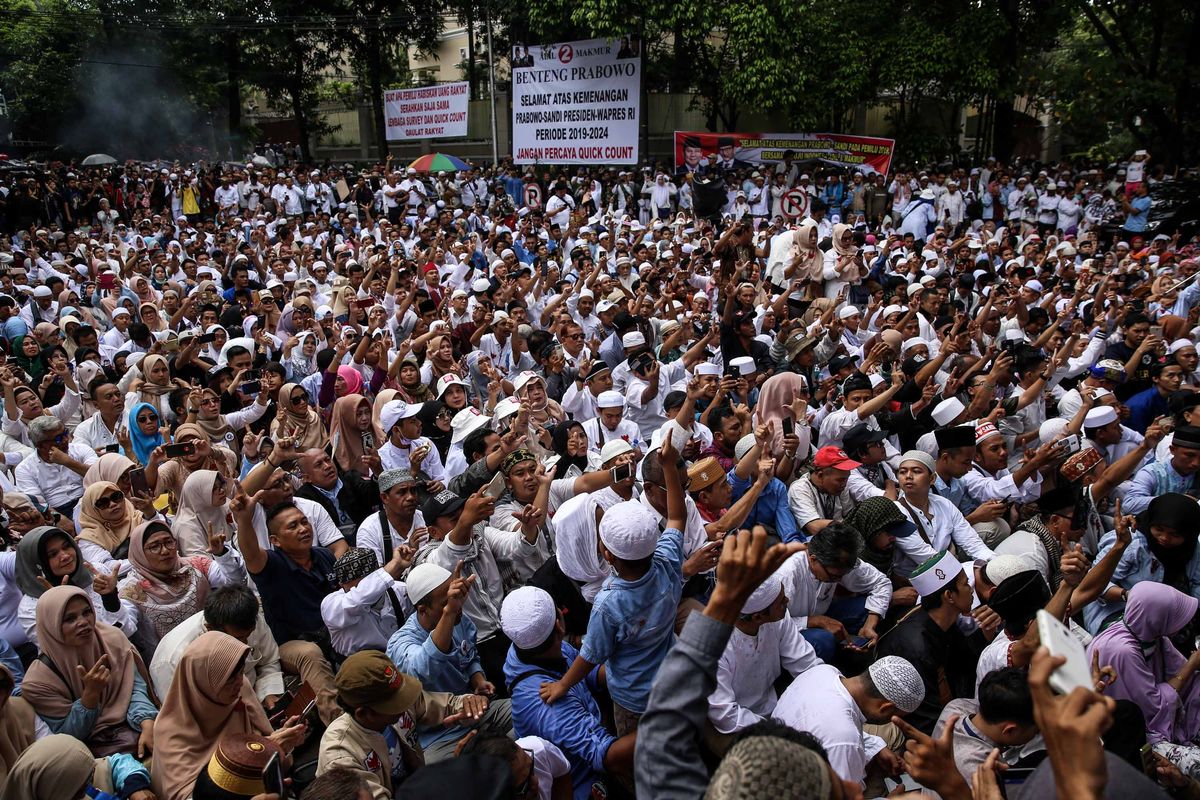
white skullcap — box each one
[906,283,925,297]
[112,308,131,318]
[578,288,594,299]
[868,656,926,714]
[1025,279,1044,293]
[868,374,885,389]
[1038,418,1068,445]
[1084,406,1118,429]
[742,576,783,615]
[932,397,965,426]
[882,304,905,319]
[984,554,1036,586]
[910,550,964,598]
[600,438,633,464]
[621,331,646,349]
[838,305,861,320]
[694,363,721,377]
[500,586,557,649]
[597,390,625,409]
[472,277,491,293]
[599,501,660,560]
[901,337,926,354]
[500,248,515,259]
[734,433,757,462]
[32,285,52,298]
[406,563,452,605]
[1169,339,1195,354]
[899,450,936,473]
[492,310,509,324]
[729,356,756,375]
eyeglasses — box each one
[136,414,157,424]
[291,394,308,406]
[94,491,125,510]
[564,333,584,340]
[200,397,220,406]
[144,537,178,555]
[53,432,69,444]
[435,409,453,420]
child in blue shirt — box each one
[538,436,689,732]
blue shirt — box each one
[728,474,799,542]
[934,473,979,517]
[249,547,336,644]
[1083,529,1200,633]
[1122,460,1194,515]
[1124,387,1168,434]
[388,612,482,748]
[504,642,614,800]
[1124,195,1151,232]
[578,527,684,712]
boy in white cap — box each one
[580,390,642,456]
[894,450,996,577]
[500,586,637,795]
[538,437,689,735]
[875,551,984,736]
[706,575,821,749]
[772,653,923,788]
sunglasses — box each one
[53,432,69,444]
[200,397,220,406]
[94,491,125,510]
[291,394,308,405]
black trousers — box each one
[477,631,513,698]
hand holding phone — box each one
[1036,610,1092,695]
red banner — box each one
[673,131,895,177]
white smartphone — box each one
[1059,433,1080,454]
[483,471,506,499]
[1036,610,1092,695]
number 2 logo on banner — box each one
[558,45,574,64]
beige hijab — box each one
[0,666,37,785]
[271,382,328,451]
[170,470,232,556]
[76,481,140,554]
[150,632,272,800]
[83,453,136,488]
[0,734,95,800]
[793,220,823,280]
[21,588,147,753]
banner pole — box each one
[485,2,499,167]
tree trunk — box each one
[225,31,242,158]
[366,22,388,159]
[289,43,311,162]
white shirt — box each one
[960,462,1042,504]
[776,551,892,627]
[14,443,97,510]
[354,510,428,566]
[709,617,820,734]
[150,610,284,701]
[624,359,688,440]
[893,493,996,578]
[214,184,240,210]
[72,412,121,453]
[1,389,81,446]
[252,496,344,551]
[0,552,28,646]
[515,736,572,800]
[772,663,887,786]
[579,415,643,456]
[321,567,412,657]
[379,437,447,484]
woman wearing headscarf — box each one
[1088,582,1200,778]
[76,481,157,577]
[514,372,565,431]
[416,399,454,463]
[150,632,302,800]
[395,355,433,403]
[0,665,38,785]
[138,302,165,334]
[126,402,166,467]
[170,470,234,557]
[329,392,383,477]
[15,527,139,645]
[84,452,137,490]
[272,382,329,452]
[752,372,812,462]
[10,336,46,385]
[1,735,95,800]
[152,423,237,506]
[1084,492,1200,633]
[183,385,269,456]
[822,222,865,301]
[420,334,463,387]
[788,219,824,285]
[549,420,600,482]
[125,354,179,425]
[22,586,157,757]
[119,520,246,652]
[282,330,318,383]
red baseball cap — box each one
[813,446,861,471]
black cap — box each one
[584,362,611,381]
[844,423,887,455]
[1036,485,1079,515]
[935,425,975,450]
[1173,425,1200,449]
[830,354,859,374]
[420,490,466,522]
[842,372,873,395]
[989,571,1051,633]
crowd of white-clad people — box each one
[0,144,1198,800]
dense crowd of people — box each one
[0,143,1196,800]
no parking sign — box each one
[781,189,808,218]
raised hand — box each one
[86,562,120,595]
[77,654,112,709]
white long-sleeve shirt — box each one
[776,551,892,627]
[321,567,413,657]
[14,443,98,510]
[893,493,995,578]
[708,616,820,734]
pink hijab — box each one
[337,365,363,396]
